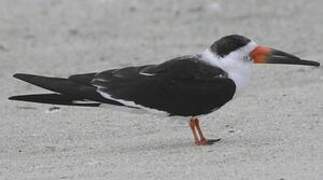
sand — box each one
[1,0,322,179]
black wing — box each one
[10,73,123,106]
[92,56,236,116]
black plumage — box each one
[10,56,236,116]
[93,56,236,116]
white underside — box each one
[97,87,170,116]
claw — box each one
[195,138,221,145]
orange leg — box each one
[189,118,199,144]
[193,118,208,145]
[189,117,221,145]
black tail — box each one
[9,93,101,107]
[10,73,123,106]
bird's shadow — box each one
[105,135,281,155]
[106,138,225,155]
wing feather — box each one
[92,56,236,116]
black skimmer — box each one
[9,34,320,145]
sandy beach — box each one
[1,0,322,179]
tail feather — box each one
[13,73,93,97]
[11,73,123,106]
[9,93,101,107]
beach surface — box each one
[1,0,322,179]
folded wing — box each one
[92,56,236,116]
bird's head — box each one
[201,34,320,91]
[209,34,320,67]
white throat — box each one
[199,41,257,93]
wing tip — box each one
[8,94,101,107]
[13,73,25,78]
[8,96,16,100]
[13,73,34,81]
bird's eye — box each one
[243,56,251,62]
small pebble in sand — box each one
[46,106,61,113]
[228,130,235,133]
[0,44,8,51]
[68,29,79,36]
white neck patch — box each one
[199,41,257,93]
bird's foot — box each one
[195,138,221,145]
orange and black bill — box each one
[250,46,320,67]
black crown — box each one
[210,34,251,57]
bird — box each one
[9,34,320,145]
